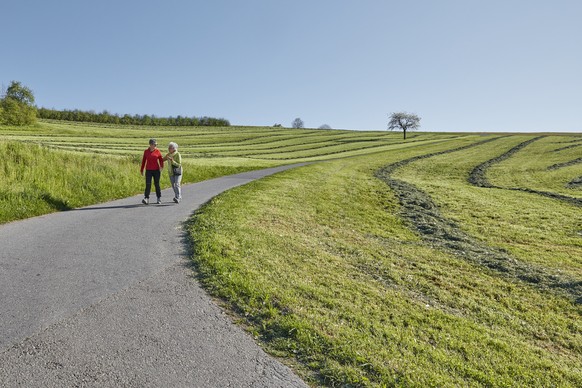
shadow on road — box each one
[70,203,176,211]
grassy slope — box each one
[0,142,259,224]
[3,121,580,385]
[485,135,582,198]
[189,135,581,386]
[393,136,582,279]
[0,121,453,223]
[0,121,459,163]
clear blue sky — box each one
[2,0,581,132]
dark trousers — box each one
[145,170,161,199]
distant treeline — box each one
[37,108,230,127]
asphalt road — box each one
[0,165,308,387]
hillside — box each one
[188,134,582,386]
[1,122,580,386]
[1,120,460,163]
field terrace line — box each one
[375,137,582,305]
[567,176,582,189]
[553,143,582,153]
[547,157,582,171]
[469,136,582,207]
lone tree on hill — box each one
[387,112,420,139]
[292,117,304,129]
[318,124,332,130]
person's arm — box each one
[158,152,164,169]
[140,150,147,175]
[172,152,181,167]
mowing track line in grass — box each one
[567,176,582,189]
[375,138,582,305]
[236,137,467,161]
[547,157,582,171]
[553,143,582,152]
[235,137,432,158]
[468,137,545,187]
[469,136,582,207]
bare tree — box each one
[292,117,304,128]
[318,124,332,130]
[387,112,420,139]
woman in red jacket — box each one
[140,138,164,204]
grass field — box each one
[2,121,581,386]
[189,134,582,386]
[485,135,582,198]
[0,120,459,163]
[0,120,457,223]
[0,141,260,224]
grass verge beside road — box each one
[189,136,581,386]
[0,141,260,224]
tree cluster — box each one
[289,118,333,130]
[37,108,230,127]
[0,81,37,126]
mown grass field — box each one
[0,120,457,224]
[189,134,581,386]
[2,121,580,386]
[0,120,462,224]
[486,135,582,198]
[0,120,458,164]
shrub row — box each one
[37,107,230,127]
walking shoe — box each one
[142,198,149,205]
[173,197,179,204]
[156,198,162,204]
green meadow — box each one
[486,135,582,197]
[189,134,581,386]
[1,121,581,386]
[0,120,455,223]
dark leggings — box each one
[145,170,161,199]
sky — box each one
[2,0,581,132]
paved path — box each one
[0,165,308,387]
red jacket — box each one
[141,148,164,172]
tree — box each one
[318,124,332,130]
[387,112,420,139]
[5,81,35,106]
[0,81,37,126]
[292,117,304,128]
[0,98,37,125]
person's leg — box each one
[175,174,182,199]
[144,170,153,198]
[170,175,177,199]
[153,170,162,199]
